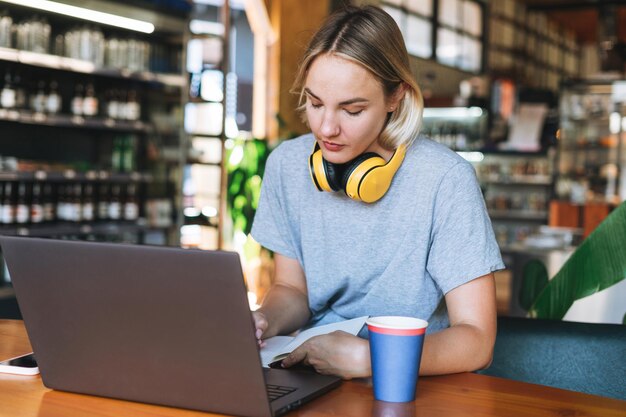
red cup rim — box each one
[365,316,428,330]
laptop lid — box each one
[0,236,339,417]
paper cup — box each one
[366,316,428,402]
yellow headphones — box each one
[308,142,406,203]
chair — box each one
[478,316,626,400]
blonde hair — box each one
[292,5,424,149]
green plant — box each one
[519,260,548,312]
[225,138,270,237]
[522,202,626,320]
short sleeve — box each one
[426,161,504,294]
[250,151,298,259]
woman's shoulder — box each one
[408,135,471,171]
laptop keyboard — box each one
[266,384,297,402]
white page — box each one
[259,316,368,367]
[259,336,293,367]
[502,103,548,152]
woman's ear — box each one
[388,82,408,111]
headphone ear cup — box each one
[340,152,384,197]
[323,159,344,192]
[309,146,332,192]
[309,144,344,192]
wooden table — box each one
[1,320,624,417]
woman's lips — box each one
[321,141,344,152]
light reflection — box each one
[457,151,485,163]
[423,106,483,118]
[1,0,155,33]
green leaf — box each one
[529,202,626,319]
[519,259,549,311]
[225,138,271,236]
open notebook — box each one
[260,316,368,367]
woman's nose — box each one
[319,111,340,138]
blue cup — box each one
[366,316,428,402]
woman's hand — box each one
[252,311,269,347]
[281,331,371,379]
[251,254,311,343]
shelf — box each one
[559,145,616,152]
[561,116,611,124]
[0,170,153,182]
[0,221,171,238]
[0,109,150,132]
[183,216,218,228]
[0,47,184,88]
[488,210,549,220]
[481,176,552,186]
[559,172,609,181]
[478,149,551,157]
[0,286,15,300]
[185,160,221,167]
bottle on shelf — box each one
[31,80,47,113]
[0,182,4,225]
[30,182,44,224]
[71,183,83,222]
[115,89,127,119]
[82,183,95,222]
[108,184,122,220]
[0,182,3,223]
[105,89,119,119]
[1,71,16,109]
[46,80,62,114]
[15,182,29,224]
[1,182,16,224]
[111,137,123,172]
[123,183,139,221]
[12,73,26,110]
[56,183,70,221]
[53,34,64,56]
[0,11,12,49]
[97,183,110,221]
[55,183,65,221]
[82,82,98,117]
[71,83,84,116]
[125,89,141,121]
[42,183,55,222]
[122,135,136,172]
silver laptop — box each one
[0,236,341,417]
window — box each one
[382,0,485,73]
[406,14,432,58]
[437,0,483,72]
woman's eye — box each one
[345,109,363,116]
[310,102,322,109]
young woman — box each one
[250,5,504,379]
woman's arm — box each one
[253,253,311,341]
[282,273,497,378]
[419,272,497,374]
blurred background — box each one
[0,0,624,324]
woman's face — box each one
[304,53,398,164]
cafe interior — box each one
[0,0,624,415]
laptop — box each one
[0,236,341,417]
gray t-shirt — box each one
[251,133,504,333]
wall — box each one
[265,0,331,140]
